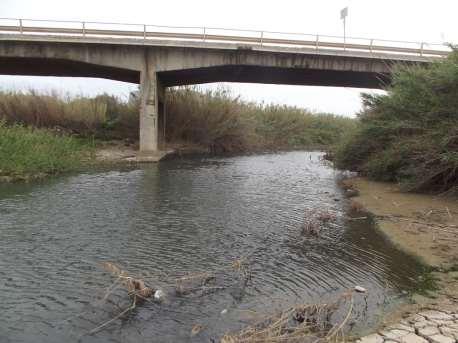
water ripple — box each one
[0,151,426,342]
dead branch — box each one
[220,292,354,343]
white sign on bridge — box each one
[340,7,348,20]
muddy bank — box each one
[344,177,458,269]
[343,177,458,332]
[94,140,328,164]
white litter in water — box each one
[154,289,165,300]
[354,286,367,293]
[221,309,228,315]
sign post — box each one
[340,7,348,50]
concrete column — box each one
[139,55,159,153]
[156,79,166,149]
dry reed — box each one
[302,209,337,236]
[220,291,354,343]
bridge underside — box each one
[0,57,389,89]
[0,57,141,84]
[159,65,389,88]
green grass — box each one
[0,121,93,179]
[332,49,458,194]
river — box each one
[0,151,429,342]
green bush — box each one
[0,121,92,178]
[333,49,458,194]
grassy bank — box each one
[0,87,354,152]
[0,122,92,180]
[0,86,354,179]
[332,50,458,195]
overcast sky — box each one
[1,0,457,116]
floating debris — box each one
[175,272,217,296]
[345,189,359,198]
[154,289,166,301]
[302,209,338,236]
[100,262,154,301]
[354,286,367,293]
[221,291,355,343]
[302,219,321,236]
[191,324,204,337]
[87,262,157,336]
[90,258,253,336]
[350,200,365,212]
[316,210,337,223]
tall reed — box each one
[0,87,355,152]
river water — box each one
[0,151,428,343]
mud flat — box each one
[345,177,458,341]
[345,178,458,269]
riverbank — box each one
[0,122,94,182]
[357,310,458,343]
[93,139,332,164]
[0,87,355,153]
[343,177,458,341]
[0,87,355,181]
[332,50,458,195]
[344,177,458,270]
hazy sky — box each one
[1,0,457,116]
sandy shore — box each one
[343,177,458,340]
[94,141,212,163]
[345,178,458,269]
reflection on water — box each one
[0,152,427,342]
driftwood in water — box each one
[221,291,354,343]
[175,272,216,296]
[100,262,154,300]
[302,209,338,237]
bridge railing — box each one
[0,18,451,58]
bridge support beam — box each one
[139,54,162,154]
[157,79,166,149]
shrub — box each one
[0,121,92,178]
[333,49,458,194]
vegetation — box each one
[0,87,355,153]
[0,90,138,138]
[0,87,355,180]
[0,121,92,180]
[333,50,458,194]
[165,87,355,152]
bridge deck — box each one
[0,18,451,62]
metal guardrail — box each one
[0,18,451,57]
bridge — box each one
[0,18,451,156]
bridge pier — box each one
[156,75,166,150]
[139,51,167,158]
[139,60,159,153]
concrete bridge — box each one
[0,18,450,156]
